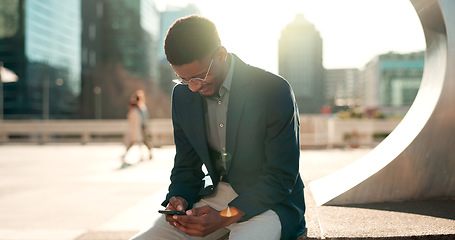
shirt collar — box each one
[219,53,234,95]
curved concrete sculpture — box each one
[309,0,455,205]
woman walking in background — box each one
[122,90,153,168]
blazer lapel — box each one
[226,55,251,172]
[179,91,217,176]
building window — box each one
[82,47,88,65]
[89,50,96,67]
[96,2,103,18]
[0,0,20,38]
[89,23,96,41]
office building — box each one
[324,68,361,108]
[0,0,81,119]
[362,51,424,116]
[80,0,165,119]
[279,14,324,114]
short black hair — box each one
[164,15,221,66]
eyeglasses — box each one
[172,46,220,85]
[172,59,214,85]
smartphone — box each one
[158,210,186,215]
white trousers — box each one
[130,182,282,240]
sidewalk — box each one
[0,144,454,240]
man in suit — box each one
[131,15,306,240]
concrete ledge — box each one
[301,149,455,240]
[302,198,455,239]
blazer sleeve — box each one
[162,86,206,209]
[229,78,301,220]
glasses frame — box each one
[172,47,220,85]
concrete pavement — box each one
[0,144,454,240]
[0,144,172,240]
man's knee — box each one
[228,210,281,240]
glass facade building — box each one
[80,0,163,119]
[0,0,81,119]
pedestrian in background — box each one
[122,90,153,168]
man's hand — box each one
[172,205,243,237]
[164,196,188,227]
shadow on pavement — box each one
[331,199,455,220]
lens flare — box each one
[220,206,239,217]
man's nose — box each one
[188,82,202,92]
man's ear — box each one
[216,46,228,62]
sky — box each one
[156,0,426,74]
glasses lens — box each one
[172,79,189,85]
[189,78,207,85]
[172,58,213,86]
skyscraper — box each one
[0,0,81,119]
[279,14,324,114]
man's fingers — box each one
[187,205,210,216]
[173,220,205,237]
[169,196,187,212]
[169,197,179,207]
[173,205,213,228]
[170,205,224,238]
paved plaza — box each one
[0,144,173,240]
[0,144,454,240]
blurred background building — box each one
[279,14,324,114]
[80,0,168,119]
[324,68,361,112]
[0,2,423,120]
[0,0,81,119]
[361,51,424,116]
[277,14,424,117]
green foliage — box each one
[338,107,386,119]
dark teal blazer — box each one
[163,54,306,240]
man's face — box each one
[172,54,225,97]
